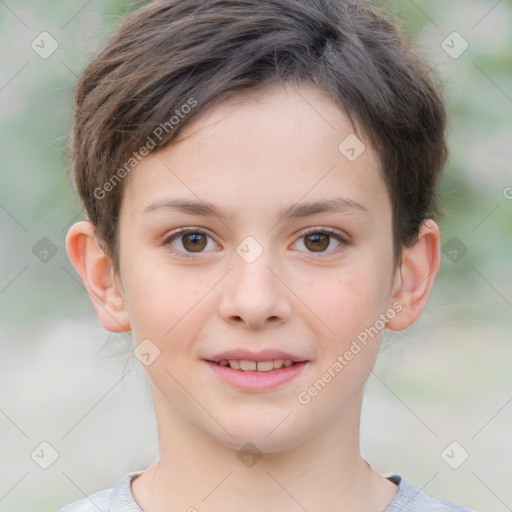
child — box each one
[59,0,473,510]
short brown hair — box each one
[69,0,447,274]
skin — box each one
[66,82,440,512]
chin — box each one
[208,417,308,454]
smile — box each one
[214,359,296,371]
[204,359,308,391]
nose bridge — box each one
[233,234,281,296]
[219,235,291,326]
[235,242,277,288]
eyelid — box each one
[163,227,218,258]
[163,226,215,242]
[296,225,349,242]
[163,226,350,258]
[292,226,350,256]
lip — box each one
[206,348,306,363]
[204,360,309,391]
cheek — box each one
[305,259,387,335]
[296,267,386,413]
[122,256,214,349]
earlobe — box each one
[65,221,130,333]
[386,219,441,331]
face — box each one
[116,82,398,452]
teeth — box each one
[239,360,256,371]
[228,359,240,370]
[218,359,295,371]
[256,361,274,372]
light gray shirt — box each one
[56,471,473,511]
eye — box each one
[163,227,350,259]
[293,227,349,255]
[163,228,218,258]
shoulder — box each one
[385,474,474,512]
[55,487,112,512]
[55,470,143,512]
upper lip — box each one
[206,349,308,363]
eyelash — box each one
[162,227,350,259]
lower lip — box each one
[204,361,308,391]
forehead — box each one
[121,82,388,224]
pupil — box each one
[184,233,206,251]
[307,233,328,252]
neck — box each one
[131,388,397,511]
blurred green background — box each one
[0,1,510,511]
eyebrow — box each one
[143,196,371,220]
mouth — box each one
[203,351,309,391]
[207,358,300,371]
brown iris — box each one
[304,233,330,252]
[182,232,207,252]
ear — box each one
[387,219,441,331]
[65,220,130,333]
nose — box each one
[218,246,292,329]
